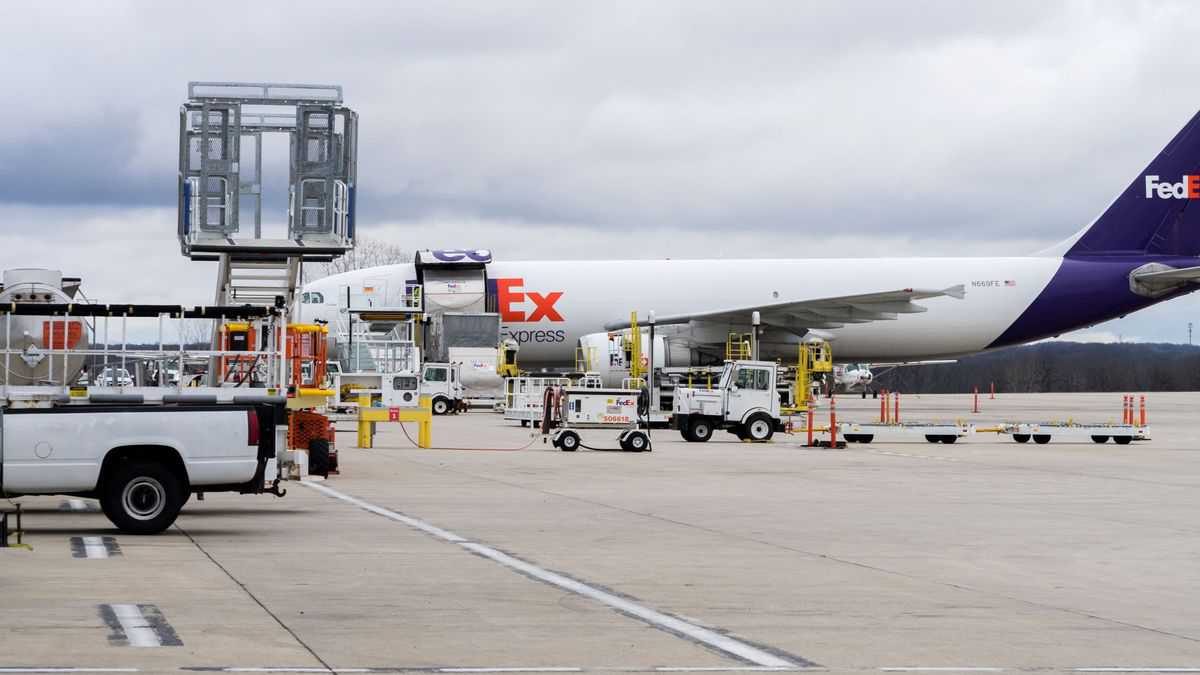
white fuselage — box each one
[300,256,1063,367]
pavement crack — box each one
[174,522,335,671]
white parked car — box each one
[95,367,134,387]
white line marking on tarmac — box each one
[301,482,802,668]
[1074,670,1200,673]
[880,669,1004,672]
[883,662,1003,667]
[439,662,583,667]
[0,670,140,673]
[303,481,468,542]
[1075,662,1200,667]
[439,669,584,673]
[110,604,162,648]
[82,536,109,559]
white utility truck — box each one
[421,362,463,415]
[0,268,286,535]
[672,360,784,442]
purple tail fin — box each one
[1068,109,1200,258]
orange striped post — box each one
[830,396,838,447]
[1139,395,1146,426]
[972,386,980,413]
[894,391,901,424]
[990,382,995,399]
[880,390,887,423]
[806,396,815,447]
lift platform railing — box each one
[0,303,289,402]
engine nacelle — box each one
[576,329,695,387]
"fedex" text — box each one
[495,277,564,322]
[1145,174,1200,199]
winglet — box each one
[941,284,966,300]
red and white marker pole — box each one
[1139,394,1147,427]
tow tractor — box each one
[673,360,784,442]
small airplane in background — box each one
[832,360,957,395]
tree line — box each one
[874,342,1200,393]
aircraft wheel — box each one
[1013,434,1031,443]
[1090,435,1109,444]
[1033,434,1051,444]
[1114,436,1133,445]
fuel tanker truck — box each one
[0,268,285,534]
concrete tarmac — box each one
[2,391,1199,673]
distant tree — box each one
[309,236,410,281]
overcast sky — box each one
[1,1,1199,344]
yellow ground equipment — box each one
[725,332,752,361]
[783,340,833,414]
[355,393,433,449]
[497,338,520,378]
[627,312,645,380]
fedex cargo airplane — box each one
[301,110,1200,370]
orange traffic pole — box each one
[1123,395,1131,425]
[990,381,995,399]
[1139,394,1146,426]
[806,395,815,447]
[880,390,886,423]
[830,395,838,447]
[973,386,980,413]
[894,391,901,424]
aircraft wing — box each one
[604,285,965,331]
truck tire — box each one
[432,397,450,415]
[308,439,331,478]
[1114,436,1133,445]
[1033,434,1051,444]
[688,418,714,443]
[1013,434,1031,443]
[744,414,774,442]
[100,461,184,535]
[1091,435,1109,444]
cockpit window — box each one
[302,292,325,304]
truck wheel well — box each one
[98,445,189,493]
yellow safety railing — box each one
[783,340,832,415]
[627,312,644,379]
[356,393,432,448]
[575,345,597,373]
[725,332,752,361]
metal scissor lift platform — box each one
[178,81,358,266]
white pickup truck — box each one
[0,402,284,534]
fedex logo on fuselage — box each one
[493,277,564,322]
[1144,175,1200,199]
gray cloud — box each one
[2,1,1198,239]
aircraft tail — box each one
[1061,109,1200,258]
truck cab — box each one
[672,360,781,442]
[421,362,463,415]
